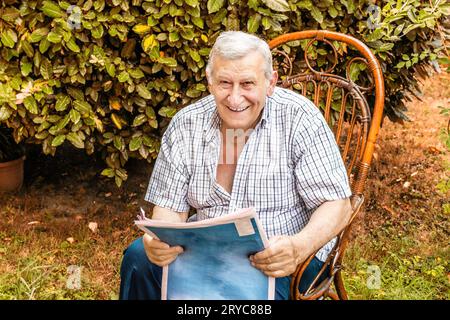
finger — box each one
[150,247,184,261]
[252,259,291,273]
[251,248,276,262]
[146,238,170,249]
[151,253,178,266]
[262,269,291,278]
[251,249,287,264]
[255,261,297,278]
[151,245,184,256]
[153,255,178,267]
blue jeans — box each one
[119,237,328,300]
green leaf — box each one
[30,28,49,43]
[207,0,225,14]
[132,24,152,35]
[310,6,324,23]
[66,37,80,52]
[129,68,145,79]
[67,132,84,149]
[113,136,124,151]
[39,38,51,54]
[136,83,152,99]
[51,134,66,147]
[91,25,104,39]
[2,7,20,22]
[23,96,39,114]
[328,6,338,18]
[41,1,65,18]
[20,61,32,77]
[192,17,204,29]
[1,29,17,48]
[147,16,158,27]
[114,176,123,187]
[395,61,405,69]
[185,0,199,7]
[440,3,450,15]
[158,106,177,118]
[145,106,156,119]
[106,63,116,77]
[67,87,85,101]
[101,168,115,178]
[247,14,261,33]
[117,71,130,83]
[56,114,71,130]
[0,106,12,121]
[248,0,259,10]
[158,57,177,67]
[129,136,143,151]
[132,114,147,127]
[169,32,180,42]
[55,94,71,111]
[73,100,92,115]
[142,34,158,52]
[366,29,384,42]
[21,40,34,58]
[47,31,62,43]
[40,59,52,80]
[189,50,201,62]
[69,109,81,124]
[148,119,158,129]
[180,29,195,40]
[377,43,395,52]
[262,0,290,12]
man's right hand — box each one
[142,233,184,267]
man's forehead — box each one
[212,54,265,77]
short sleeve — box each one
[294,114,352,211]
[144,119,190,213]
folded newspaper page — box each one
[135,208,275,300]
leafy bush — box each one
[0,0,448,185]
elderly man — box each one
[119,31,352,300]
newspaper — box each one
[135,208,275,300]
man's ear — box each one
[267,71,278,96]
[205,72,213,93]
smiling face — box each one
[207,51,278,132]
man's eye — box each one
[242,81,254,87]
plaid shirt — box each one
[145,87,351,261]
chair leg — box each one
[326,290,339,300]
[334,270,348,300]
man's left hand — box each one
[249,235,305,278]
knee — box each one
[121,237,150,273]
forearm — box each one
[151,205,188,223]
[291,198,352,263]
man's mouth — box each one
[226,105,250,112]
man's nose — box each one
[227,85,243,107]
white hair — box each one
[205,31,273,80]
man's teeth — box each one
[228,106,249,112]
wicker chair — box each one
[268,30,385,300]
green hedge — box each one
[0,0,448,186]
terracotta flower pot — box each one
[0,156,25,192]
